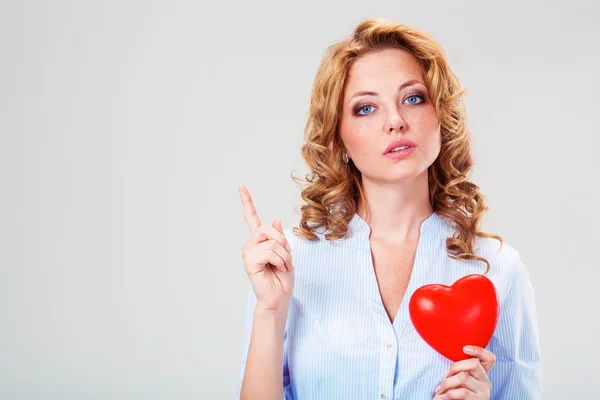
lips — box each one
[384,139,417,154]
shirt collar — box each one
[348,210,447,239]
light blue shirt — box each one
[238,211,542,399]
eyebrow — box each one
[347,79,425,106]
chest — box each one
[369,239,419,323]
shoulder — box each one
[282,224,320,255]
[281,222,356,274]
[282,225,317,247]
[282,223,339,253]
[472,235,533,301]
[437,219,528,285]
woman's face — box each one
[339,48,441,184]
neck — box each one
[356,170,434,243]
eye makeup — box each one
[351,91,427,116]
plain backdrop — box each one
[1,0,599,398]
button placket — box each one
[378,331,396,400]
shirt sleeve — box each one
[237,282,292,399]
[488,252,542,399]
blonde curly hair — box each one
[291,17,502,273]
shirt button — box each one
[386,344,392,349]
[381,394,386,399]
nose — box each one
[384,110,406,134]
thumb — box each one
[273,218,292,253]
[272,218,283,234]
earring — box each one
[342,152,349,163]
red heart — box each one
[408,274,499,362]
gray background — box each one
[1,0,598,398]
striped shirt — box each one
[238,211,542,399]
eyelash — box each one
[352,92,425,116]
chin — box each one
[359,159,431,184]
[370,169,426,184]
[392,163,427,177]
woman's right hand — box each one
[238,185,295,313]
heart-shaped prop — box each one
[408,274,499,362]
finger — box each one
[435,371,482,395]
[463,345,496,373]
[252,224,292,254]
[272,219,291,252]
[272,218,283,234]
[263,247,287,273]
[238,185,261,234]
[438,387,478,400]
[444,358,487,382]
[244,240,288,273]
[273,219,291,252]
[259,239,294,271]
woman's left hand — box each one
[433,345,496,400]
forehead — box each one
[345,48,424,90]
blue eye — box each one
[355,104,374,115]
[404,95,424,105]
[353,93,425,116]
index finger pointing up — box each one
[238,185,261,234]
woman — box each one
[237,18,541,400]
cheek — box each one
[416,106,440,132]
[413,109,441,162]
[426,126,442,161]
[340,121,376,154]
[417,109,441,143]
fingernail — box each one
[434,385,440,393]
[286,243,292,252]
[463,345,474,354]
